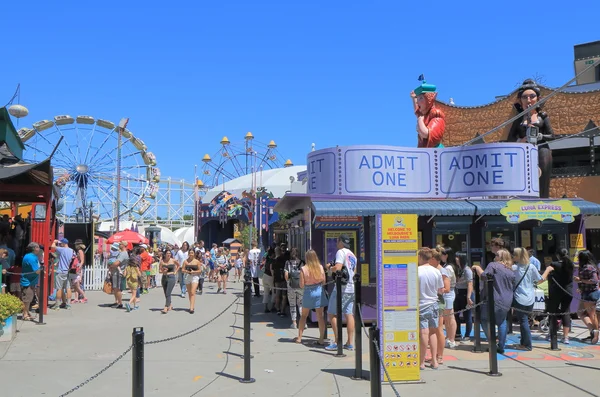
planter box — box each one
[0,315,17,343]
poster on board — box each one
[376,214,420,382]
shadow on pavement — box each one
[504,355,599,397]
[446,365,490,376]
[322,367,369,380]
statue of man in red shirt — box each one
[410,76,446,148]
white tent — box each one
[201,165,306,203]
[174,226,195,246]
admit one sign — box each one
[500,200,581,224]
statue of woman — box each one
[507,79,555,198]
[411,78,446,148]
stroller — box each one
[531,287,552,333]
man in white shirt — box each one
[248,242,262,297]
[325,235,357,351]
[418,247,444,370]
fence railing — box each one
[83,258,109,291]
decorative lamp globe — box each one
[8,104,29,118]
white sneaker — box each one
[446,340,458,349]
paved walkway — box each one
[1,281,600,397]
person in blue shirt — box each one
[527,248,542,272]
[21,242,41,321]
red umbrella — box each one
[107,229,149,245]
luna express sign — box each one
[500,200,581,224]
[306,143,539,198]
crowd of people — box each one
[4,212,600,366]
[418,237,600,370]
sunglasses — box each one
[521,93,537,100]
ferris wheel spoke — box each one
[229,153,246,177]
[122,151,142,160]
[53,124,81,164]
[206,161,238,181]
[87,128,117,165]
[24,143,53,160]
[83,123,99,164]
[121,164,146,171]
[92,154,118,170]
[122,185,142,198]
[34,130,75,166]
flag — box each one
[418,74,425,81]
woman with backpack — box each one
[285,248,304,329]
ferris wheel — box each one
[199,132,293,190]
[19,115,160,223]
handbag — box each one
[103,280,113,294]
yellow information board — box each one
[376,214,420,382]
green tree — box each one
[183,214,193,220]
[238,223,258,249]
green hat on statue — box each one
[414,74,437,95]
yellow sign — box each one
[570,234,585,248]
[500,200,580,224]
[520,230,531,248]
[361,263,370,286]
[377,214,420,382]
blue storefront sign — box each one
[307,143,539,198]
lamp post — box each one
[116,118,129,233]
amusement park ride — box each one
[198,131,291,190]
[1,103,292,231]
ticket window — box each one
[434,231,468,261]
[533,227,567,271]
[484,229,516,266]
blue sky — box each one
[2,0,597,184]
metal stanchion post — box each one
[334,271,346,358]
[486,275,502,377]
[240,273,256,384]
[352,273,363,380]
[549,313,560,351]
[132,327,144,397]
[37,266,46,325]
[472,274,482,353]
[369,325,382,397]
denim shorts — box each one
[581,289,600,303]
[443,290,456,309]
[420,302,439,329]
[328,289,354,316]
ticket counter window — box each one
[484,231,513,265]
[434,232,468,260]
[533,230,566,271]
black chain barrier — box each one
[57,345,133,397]
[56,296,239,396]
[145,296,239,345]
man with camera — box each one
[324,235,357,351]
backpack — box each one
[288,260,303,289]
[69,252,79,274]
